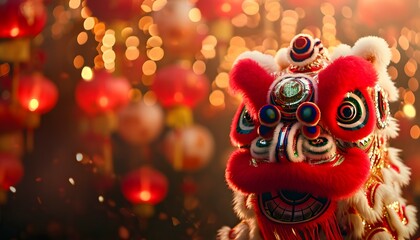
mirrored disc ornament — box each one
[269,74,316,121]
[373,85,390,129]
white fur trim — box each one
[351,36,391,72]
[274,48,290,70]
[370,231,393,240]
[386,204,418,239]
[377,69,399,102]
[232,222,251,240]
[348,183,398,223]
[331,44,352,61]
[248,218,263,240]
[217,220,262,240]
[234,51,279,73]
[348,213,364,239]
[232,191,255,220]
[217,226,234,240]
[387,147,411,186]
[403,205,419,237]
[377,116,399,139]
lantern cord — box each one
[26,128,34,153]
[173,130,183,171]
[103,136,114,175]
[11,62,20,107]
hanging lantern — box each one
[152,65,209,109]
[75,70,131,116]
[195,0,243,21]
[17,73,58,115]
[0,101,26,133]
[85,0,142,23]
[0,0,47,39]
[154,0,206,57]
[163,124,214,172]
[121,166,168,205]
[117,101,164,146]
[0,153,24,190]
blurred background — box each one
[0,0,419,239]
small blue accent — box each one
[306,126,317,134]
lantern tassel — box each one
[11,62,20,107]
[103,136,113,175]
[26,129,34,153]
[173,130,183,171]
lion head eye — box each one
[237,107,255,134]
[336,90,369,131]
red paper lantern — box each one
[121,166,168,205]
[152,65,209,108]
[75,70,131,116]
[17,73,58,114]
[163,124,214,172]
[195,0,243,21]
[0,153,24,190]
[154,0,206,57]
[85,0,142,23]
[117,101,164,146]
[0,0,47,38]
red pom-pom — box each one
[302,125,321,140]
[296,102,321,126]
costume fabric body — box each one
[218,34,418,240]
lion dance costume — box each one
[218,34,418,240]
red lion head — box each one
[219,34,417,240]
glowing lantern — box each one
[121,166,168,205]
[17,73,58,114]
[163,124,214,172]
[151,65,209,109]
[0,0,47,38]
[0,153,24,190]
[75,70,131,116]
[85,0,142,23]
[154,0,206,57]
[117,101,164,146]
[195,0,243,21]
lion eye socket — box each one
[336,90,369,131]
[237,107,255,134]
